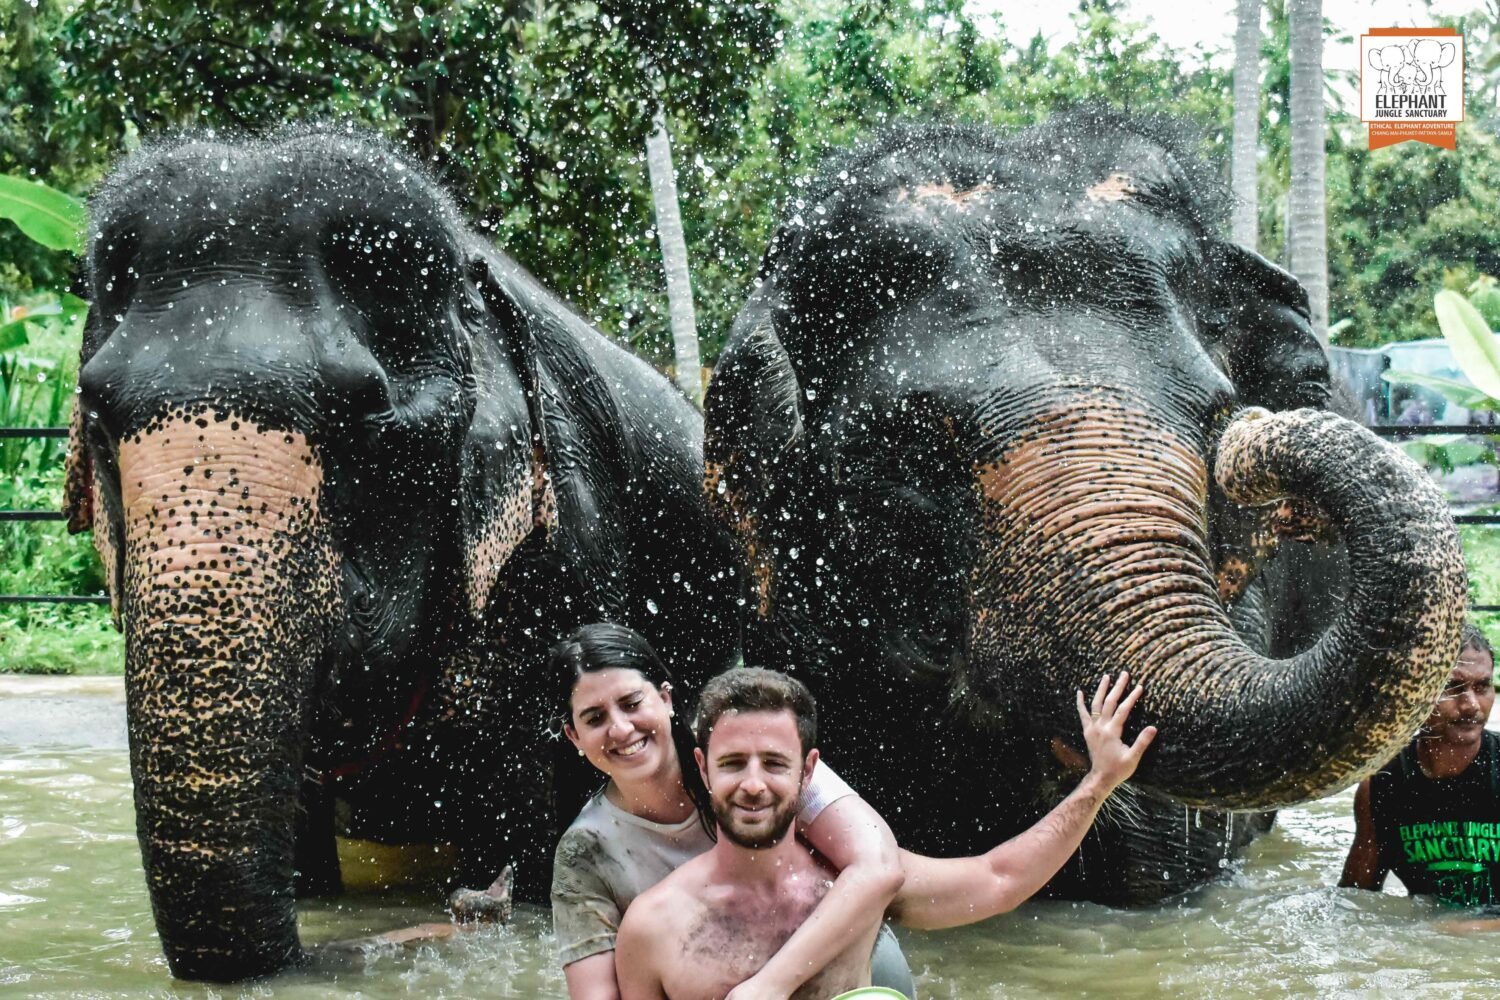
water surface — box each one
[3,678,1496,998]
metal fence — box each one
[2,424,1497,611]
[0,426,108,605]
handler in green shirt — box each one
[1341,623,1499,908]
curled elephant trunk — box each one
[973,398,1466,810]
[118,411,341,981]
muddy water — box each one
[4,677,1499,999]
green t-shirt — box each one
[1372,730,1500,907]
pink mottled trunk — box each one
[972,399,1465,809]
[119,411,341,981]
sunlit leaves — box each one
[0,176,86,254]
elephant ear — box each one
[704,290,805,618]
[1208,241,1330,413]
[459,253,559,618]
[62,314,125,628]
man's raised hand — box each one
[1075,671,1158,791]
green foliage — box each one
[50,0,779,366]
[1463,515,1500,643]
[0,289,100,596]
[0,1,105,297]
[1400,435,1497,475]
[1469,274,1500,329]
[1250,2,1500,351]
[1328,124,1500,348]
[0,602,121,675]
[0,175,85,254]
[0,291,85,473]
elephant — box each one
[703,111,1468,905]
[1404,38,1457,97]
[1367,43,1409,94]
[62,129,738,981]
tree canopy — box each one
[1,0,1497,359]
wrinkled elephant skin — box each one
[66,130,738,981]
[704,112,1467,904]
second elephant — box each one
[704,112,1467,903]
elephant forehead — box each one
[91,135,462,275]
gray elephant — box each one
[63,129,738,981]
[704,111,1467,904]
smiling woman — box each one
[548,623,913,1000]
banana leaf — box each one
[1434,289,1500,401]
[1382,369,1500,413]
[0,175,85,254]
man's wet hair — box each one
[1461,622,1494,662]
[694,667,818,758]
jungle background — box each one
[1,0,1497,673]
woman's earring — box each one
[577,748,585,757]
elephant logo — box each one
[1405,37,1457,97]
[1367,43,1409,94]
[1360,30,1464,148]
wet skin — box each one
[704,111,1467,904]
[615,712,875,1000]
[564,669,691,824]
[699,710,809,850]
[1415,647,1496,778]
[66,130,740,981]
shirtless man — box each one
[614,666,1156,998]
[615,668,874,1000]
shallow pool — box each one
[3,678,1497,999]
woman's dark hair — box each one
[551,623,715,837]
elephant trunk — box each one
[973,397,1466,809]
[118,411,341,981]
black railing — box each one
[1371,425,1500,438]
[1,425,110,605]
[0,424,1495,611]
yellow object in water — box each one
[830,989,910,1000]
[335,837,459,892]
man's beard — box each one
[712,788,802,850]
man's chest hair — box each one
[675,873,835,978]
[674,901,863,1000]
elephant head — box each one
[1368,44,1409,91]
[705,113,1466,828]
[1406,38,1457,93]
[63,131,561,980]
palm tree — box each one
[1288,0,1328,343]
[644,103,703,406]
[1231,0,1262,248]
